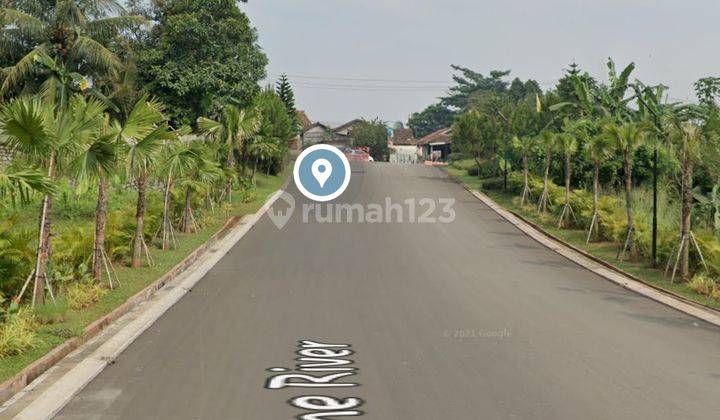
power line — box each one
[270,73,452,84]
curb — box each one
[0,183,288,412]
[443,171,720,329]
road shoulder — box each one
[0,188,287,420]
[445,170,720,329]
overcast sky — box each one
[243,0,720,126]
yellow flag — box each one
[535,93,542,113]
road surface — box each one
[57,163,720,419]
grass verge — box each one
[445,166,720,312]
[0,171,287,382]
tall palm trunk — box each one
[680,148,693,281]
[520,153,529,206]
[539,150,552,213]
[33,153,56,306]
[131,174,147,268]
[251,157,258,184]
[92,177,109,281]
[592,161,600,217]
[623,153,635,255]
[162,173,173,251]
[560,152,572,227]
[224,142,235,198]
[181,188,193,234]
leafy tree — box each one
[442,65,510,110]
[555,62,598,108]
[0,0,144,102]
[253,88,294,175]
[136,0,267,126]
[508,78,542,103]
[275,74,298,127]
[452,110,490,177]
[352,119,388,161]
[408,103,456,138]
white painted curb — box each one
[13,190,286,420]
[468,189,720,328]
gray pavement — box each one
[56,163,720,419]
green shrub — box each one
[65,281,106,310]
[33,298,69,325]
[0,309,38,358]
[54,226,94,267]
[688,273,717,296]
[481,178,505,191]
[0,216,35,297]
[451,158,476,171]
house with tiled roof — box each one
[417,127,452,162]
[388,128,419,164]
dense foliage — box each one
[441,59,720,289]
[0,0,292,356]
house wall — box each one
[303,126,331,147]
[389,145,419,164]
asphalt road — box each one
[57,163,720,419]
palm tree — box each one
[555,133,578,228]
[536,130,556,213]
[198,106,260,198]
[0,1,145,102]
[71,132,117,283]
[602,122,647,259]
[114,95,169,268]
[176,142,222,234]
[1,94,105,305]
[584,134,615,243]
[511,135,535,206]
[665,107,720,281]
[247,136,279,183]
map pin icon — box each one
[311,159,332,188]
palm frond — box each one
[0,8,44,38]
[0,95,52,157]
[70,35,121,72]
[120,95,165,141]
[0,167,56,206]
[0,45,51,98]
[85,15,148,39]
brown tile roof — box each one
[296,110,312,130]
[391,128,416,145]
[416,127,452,145]
[333,119,363,133]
